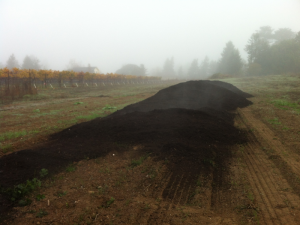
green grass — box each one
[57,191,67,197]
[102,104,117,110]
[105,197,115,208]
[271,99,299,110]
[0,130,27,142]
[130,155,148,168]
[74,102,84,105]
[1,178,41,201]
[0,144,13,153]
[76,113,103,120]
[66,164,76,172]
[268,118,281,125]
[36,209,48,218]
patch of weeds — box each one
[102,104,116,110]
[97,185,108,195]
[247,192,254,202]
[144,203,150,210]
[94,158,101,164]
[33,109,40,113]
[268,117,281,125]
[66,164,76,172]
[1,144,13,153]
[27,210,36,214]
[271,99,299,110]
[36,194,45,201]
[76,113,101,120]
[36,209,48,218]
[125,199,131,205]
[30,130,40,134]
[196,180,202,187]
[99,167,111,174]
[105,197,115,208]
[282,126,290,130]
[130,155,148,168]
[57,191,67,197]
[74,102,83,105]
[148,167,157,179]
[0,178,41,201]
[0,130,27,142]
[12,113,24,116]
[202,158,216,167]
[18,198,32,206]
[39,168,48,178]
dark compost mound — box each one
[111,80,252,117]
[0,80,252,211]
[209,80,253,98]
[0,108,247,186]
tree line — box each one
[154,26,300,79]
[2,26,299,79]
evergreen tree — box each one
[208,60,219,76]
[218,41,242,75]
[163,57,175,79]
[188,59,199,79]
[22,55,41,70]
[199,56,209,77]
[6,54,19,69]
[116,64,146,76]
[177,66,184,78]
[273,28,296,42]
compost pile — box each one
[0,80,252,198]
[111,80,252,116]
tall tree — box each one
[269,39,300,74]
[208,60,219,76]
[116,64,146,76]
[273,28,296,42]
[22,55,41,70]
[257,26,274,40]
[140,64,147,76]
[187,59,199,79]
[67,59,82,70]
[177,66,184,78]
[163,57,175,78]
[295,31,300,44]
[218,41,242,75]
[6,54,19,69]
[245,33,270,64]
[199,56,209,77]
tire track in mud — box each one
[239,108,300,200]
[145,172,197,224]
[236,110,300,225]
[239,109,300,180]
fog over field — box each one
[1,0,300,76]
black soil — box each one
[0,80,252,212]
[110,80,252,116]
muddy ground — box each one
[1,76,300,224]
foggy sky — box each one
[1,0,300,73]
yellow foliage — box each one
[0,68,161,82]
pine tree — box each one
[218,41,242,75]
[6,54,19,69]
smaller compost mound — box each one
[111,80,252,117]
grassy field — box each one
[2,74,300,224]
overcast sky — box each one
[1,0,300,73]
